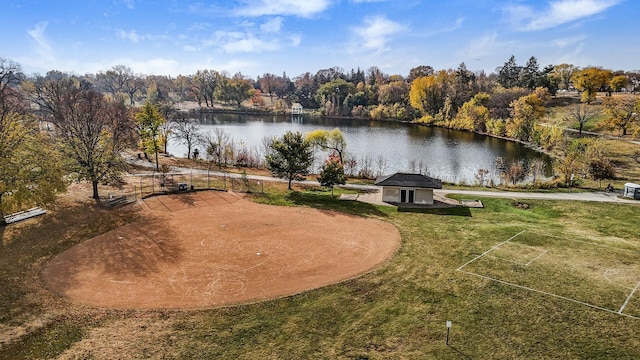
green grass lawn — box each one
[1,188,640,359]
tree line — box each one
[2,54,639,217]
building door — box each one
[400,189,415,204]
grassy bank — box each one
[1,186,639,359]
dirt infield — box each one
[43,191,400,309]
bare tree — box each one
[375,155,388,178]
[96,65,143,105]
[31,75,135,199]
[564,103,600,136]
[171,115,202,159]
[528,159,546,185]
[204,127,232,167]
[474,168,490,186]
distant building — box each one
[624,182,640,200]
[375,173,443,206]
[291,103,303,115]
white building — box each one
[375,173,443,206]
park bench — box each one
[105,195,129,208]
[3,207,47,224]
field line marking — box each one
[456,230,527,271]
[458,269,640,320]
[618,280,640,314]
[525,249,549,267]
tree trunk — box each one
[155,150,160,172]
[579,123,583,136]
[288,178,292,190]
[92,180,100,199]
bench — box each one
[3,207,47,224]
[104,195,135,208]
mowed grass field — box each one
[1,185,640,359]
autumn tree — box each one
[31,75,135,199]
[215,76,255,107]
[0,59,66,216]
[266,131,314,190]
[563,103,600,136]
[571,67,612,103]
[506,90,547,142]
[609,75,629,92]
[293,72,319,108]
[409,73,448,119]
[407,65,434,83]
[504,162,526,185]
[306,128,347,163]
[378,81,409,105]
[258,73,289,100]
[451,92,491,131]
[317,153,347,195]
[589,159,615,189]
[96,65,142,105]
[601,95,640,136]
[316,79,355,116]
[552,63,577,90]
[135,101,166,171]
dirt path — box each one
[43,191,400,309]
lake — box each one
[167,113,553,184]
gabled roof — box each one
[374,173,442,189]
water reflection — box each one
[168,113,553,183]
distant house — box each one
[374,173,442,206]
[291,103,303,115]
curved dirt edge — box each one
[42,192,400,310]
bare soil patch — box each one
[43,191,399,309]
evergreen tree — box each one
[266,131,314,190]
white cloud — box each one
[351,15,407,53]
[551,35,587,47]
[222,37,280,53]
[505,0,621,31]
[117,29,141,43]
[121,0,135,9]
[260,17,284,33]
[115,29,169,44]
[27,22,55,62]
[459,32,502,59]
[234,0,332,18]
[290,34,302,47]
[421,18,464,38]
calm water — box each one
[167,113,552,184]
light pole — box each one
[446,320,452,345]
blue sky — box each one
[1,0,637,78]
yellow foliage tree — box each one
[571,67,612,104]
[506,92,546,141]
[451,93,491,132]
[305,128,347,163]
[601,95,640,136]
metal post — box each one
[446,320,452,345]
